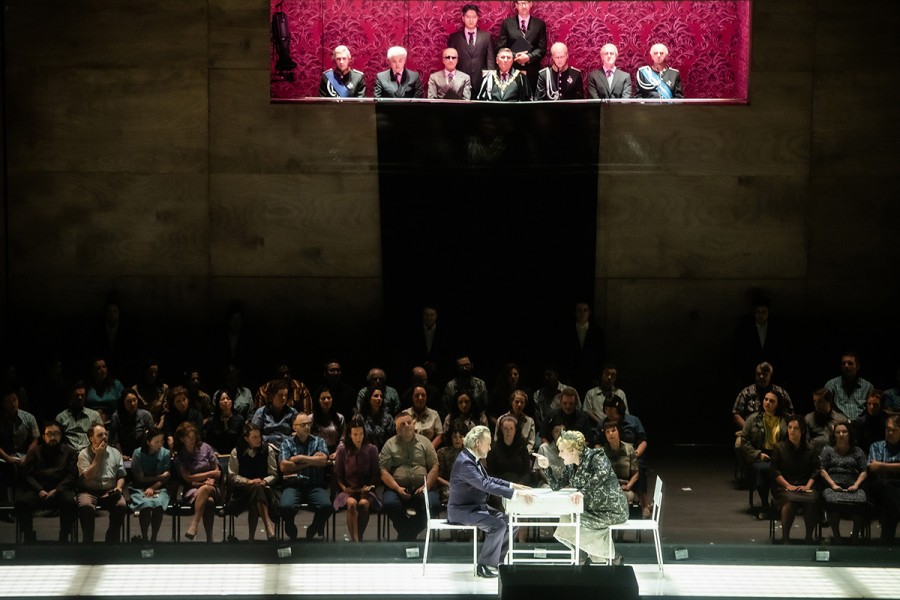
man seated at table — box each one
[476,48,530,102]
[428,48,472,100]
[374,46,423,99]
[448,425,532,578]
[319,45,365,98]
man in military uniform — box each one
[318,45,366,98]
[636,43,683,99]
[535,42,583,100]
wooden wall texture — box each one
[2,0,899,444]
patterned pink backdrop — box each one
[271,1,750,100]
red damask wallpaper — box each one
[271,1,750,100]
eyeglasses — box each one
[444,55,458,60]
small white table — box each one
[503,488,583,565]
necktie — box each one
[396,72,402,87]
[520,19,526,34]
[448,71,454,84]
[605,69,613,78]
[502,72,508,83]
[468,31,475,48]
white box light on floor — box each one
[815,549,830,562]
[277,546,292,559]
[674,546,689,560]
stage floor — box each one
[1,560,900,600]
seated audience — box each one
[380,412,439,541]
[84,357,124,421]
[131,358,168,426]
[805,387,849,454]
[824,352,873,421]
[770,415,819,544]
[486,415,531,486]
[279,412,332,540]
[596,396,649,515]
[333,415,382,542]
[884,365,900,416]
[855,389,887,454]
[128,426,171,542]
[320,360,358,419]
[402,385,442,448]
[56,381,103,452]
[487,363,528,429]
[356,368,401,417]
[174,421,221,541]
[442,391,489,442]
[534,424,565,486]
[493,389,536,453]
[227,423,278,541]
[600,420,639,505]
[184,368,213,421]
[254,362,312,414]
[819,422,867,542]
[359,384,395,451]
[76,424,127,543]
[217,364,254,421]
[319,45,366,98]
[732,362,793,433]
[1,389,39,494]
[310,386,346,460]
[584,363,629,424]
[441,355,489,416]
[476,47,530,101]
[251,381,298,450]
[587,43,632,99]
[398,366,441,416]
[436,419,470,505]
[374,46,423,99]
[635,43,683,99]
[427,48,472,100]
[535,42,583,100]
[108,388,154,458]
[204,389,245,454]
[541,387,592,444]
[15,421,77,543]
[533,366,581,431]
[868,414,900,542]
[740,391,787,515]
[162,386,204,449]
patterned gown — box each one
[546,447,629,560]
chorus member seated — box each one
[534,424,565,486]
[437,420,470,505]
[494,390,536,453]
[868,415,900,542]
[819,422,867,542]
[587,44,632,99]
[805,388,849,454]
[535,42,583,101]
[227,423,278,541]
[442,391,489,442]
[635,43,683,99]
[596,396,650,515]
[448,425,533,579]
[56,381,103,452]
[251,381,298,450]
[15,421,77,543]
[0,389,39,484]
[320,360,357,419]
[498,0,547,92]
[583,364,629,424]
[108,388,154,459]
[355,368,401,417]
[600,421,639,505]
[740,391,787,515]
[131,358,168,426]
[204,390,245,454]
[855,389,887,454]
[885,366,900,416]
[254,362,312,414]
[428,48,472,100]
[533,366,581,431]
[441,355,489,416]
[76,424,127,543]
[825,352,874,421]
[379,412,439,541]
[319,45,365,98]
[85,357,125,421]
[541,387,592,444]
[128,426,171,543]
[333,415,381,542]
[279,412,332,540]
[488,363,529,429]
[534,430,628,564]
[448,4,494,93]
[770,416,819,544]
[185,368,213,421]
[732,362,794,455]
[476,48,530,102]
[399,366,441,415]
[174,421,221,541]
[310,387,346,461]
[487,415,532,487]
[402,385,442,448]
[359,384,395,451]
[374,46,423,99]
[217,364,254,421]
[162,386,204,449]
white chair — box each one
[421,475,480,576]
[608,475,664,572]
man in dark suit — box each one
[318,45,366,98]
[374,46,423,99]
[448,425,532,578]
[448,4,494,93]
[587,43,632,99]
[498,0,547,92]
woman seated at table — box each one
[534,429,628,564]
[204,390,245,454]
[174,421,221,541]
[771,415,820,544]
[128,426,171,542]
[600,420,639,505]
[819,421,868,542]
[333,415,381,542]
[359,385,394,451]
[227,422,278,541]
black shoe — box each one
[476,564,498,579]
[284,521,298,540]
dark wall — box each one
[2,1,899,445]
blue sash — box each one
[639,66,672,99]
[325,70,350,97]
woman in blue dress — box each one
[128,426,171,542]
